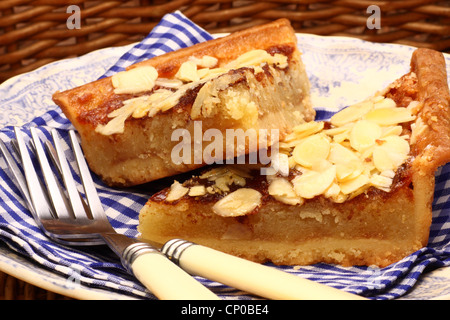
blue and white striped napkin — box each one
[0,11,449,300]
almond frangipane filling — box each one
[162,89,419,218]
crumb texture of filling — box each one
[161,80,420,217]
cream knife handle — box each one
[162,239,367,300]
[123,242,220,300]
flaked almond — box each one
[328,142,360,164]
[335,161,364,182]
[330,100,373,126]
[332,130,351,144]
[339,174,369,195]
[225,49,288,70]
[372,147,391,172]
[324,182,340,197]
[215,176,232,192]
[327,143,363,181]
[380,169,395,178]
[292,121,324,139]
[212,188,262,217]
[95,102,137,135]
[324,183,347,203]
[381,125,403,137]
[197,67,228,80]
[112,66,158,95]
[166,181,189,201]
[349,120,382,151]
[383,143,410,168]
[373,135,410,171]
[370,174,393,191]
[323,125,351,137]
[190,81,212,119]
[175,60,200,82]
[292,134,330,168]
[131,89,174,118]
[407,100,421,114]
[189,55,218,68]
[311,159,333,173]
[268,177,303,205]
[373,97,396,109]
[225,49,267,69]
[155,78,183,89]
[292,166,336,199]
[364,107,415,125]
[188,185,206,197]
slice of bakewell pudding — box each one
[138,48,450,267]
[52,19,314,187]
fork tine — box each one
[49,129,87,220]
[13,127,54,220]
[44,139,93,219]
[68,130,109,222]
[11,138,64,213]
[0,139,34,213]
[30,127,74,220]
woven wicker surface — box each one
[1,0,450,300]
[1,0,450,83]
[0,271,71,300]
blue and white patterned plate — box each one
[0,22,449,300]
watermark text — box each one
[171,121,287,175]
[366,5,381,30]
[66,5,81,29]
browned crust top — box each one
[52,19,298,128]
[410,48,450,174]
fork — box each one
[0,126,219,300]
[1,127,366,300]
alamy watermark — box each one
[65,268,81,289]
[171,121,288,176]
[66,5,81,30]
[366,266,384,290]
[65,4,381,31]
[367,5,381,30]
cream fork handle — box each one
[103,234,219,300]
[163,240,367,300]
[131,252,219,300]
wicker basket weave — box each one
[0,0,450,300]
[1,0,450,83]
[0,271,70,300]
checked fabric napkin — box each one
[0,11,449,300]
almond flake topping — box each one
[96,50,288,135]
[111,66,158,95]
[165,95,416,215]
[212,188,262,217]
[271,95,416,205]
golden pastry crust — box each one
[53,19,314,187]
[138,48,450,267]
[410,48,450,175]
